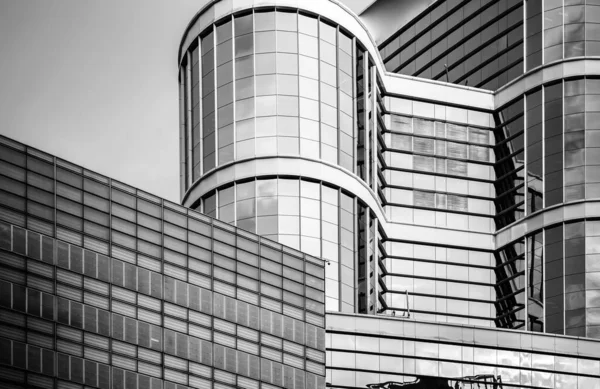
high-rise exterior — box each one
[3,0,600,388]
[0,136,326,388]
[176,0,600,387]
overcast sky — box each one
[0,0,368,203]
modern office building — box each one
[175,0,600,387]
[3,0,600,388]
[0,136,327,388]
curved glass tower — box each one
[179,0,600,334]
[178,2,390,315]
[5,0,600,388]
[174,0,600,387]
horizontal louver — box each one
[238,339,258,354]
[138,294,160,311]
[27,217,53,236]
[56,284,81,302]
[112,354,136,370]
[283,353,304,369]
[138,347,161,364]
[305,312,323,327]
[164,355,188,371]
[164,263,186,281]
[138,255,161,272]
[237,288,258,305]
[1,309,25,326]
[84,347,109,364]
[56,339,82,357]
[138,309,161,325]
[56,227,82,246]
[214,280,235,297]
[83,235,108,255]
[214,331,236,348]
[83,278,108,294]
[164,316,187,333]
[261,346,282,362]
[189,375,212,389]
[306,360,325,375]
[112,286,135,304]
[189,324,212,341]
[138,361,162,378]
[84,292,109,310]
[111,244,135,264]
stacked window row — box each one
[198,177,356,313]
[0,222,326,348]
[380,0,524,90]
[0,165,327,318]
[0,338,173,389]
[181,9,359,187]
[0,138,327,385]
[0,302,323,389]
[327,334,600,389]
[384,175,495,234]
[0,333,324,389]
[0,284,321,388]
[386,96,494,128]
[0,141,327,323]
[382,241,496,326]
[383,112,495,232]
[387,119,493,161]
[0,250,325,386]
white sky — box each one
[0,0,368,203]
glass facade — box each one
[379,0,524,90]
[180,9,360,186]
[495,218,600,337]
[178,0,600,332]
[378,96,498,326]
[383,97,496,234]
[327,312,600,388]
[11,0,600,387]
[0,136,326,389]
[543,0,600,64]
[493,77,600,213]
[194,178,357,314]
[179,6,386,314]
[378,0,600,91]
[493,95,525,229]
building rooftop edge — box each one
[326,311,600,346]
[0,134,327,266]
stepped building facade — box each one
[3,0,600,388]
[177,0,600,387]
